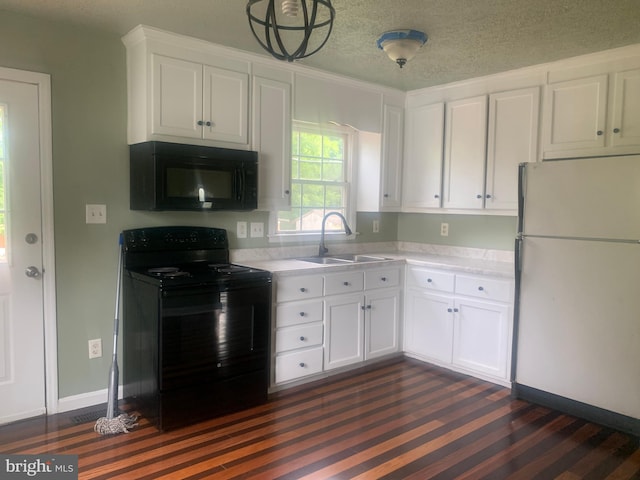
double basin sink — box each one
[297,253,391,265]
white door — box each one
[0,74,50,424]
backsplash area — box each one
[230,241,513,265]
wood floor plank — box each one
[0,358,638,480]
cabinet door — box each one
[402,102,444,209]
[380,105,403,210]
[253,76,292,209]
[404,289,453,363]
[610,68,640,148]
[365,289,400,360]
[543,74,608,153]
[324,294,364,370]
[452,298,509,379]
[486,87,540,211]
[202,66,248,144]
[443,96,488,209]
[151,55,203,139]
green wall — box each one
[0,11,514,400]
[398,213,517,251]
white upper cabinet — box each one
[486,87,540,211]
[402,102,444,210]
[123,26,250,148]
[151,55,249,145]
[610,68,640,148]
[542,74,608,154]
[543,67,640,158]
[380,105,404,210]
[252,71,292,210]
[443,95,488,209]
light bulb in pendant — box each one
[282,0,299,16]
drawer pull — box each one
[300,287,307,292]
[478,286,484,291]
[454,308,459,312]
[299,311,305,317]
[427,278,433,283]
[343,281,350,286]
[381,277,387,282]
[447,308,453,312]
[299,336,306,341]
[299,362,306,368]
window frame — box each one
[268,121,357,243]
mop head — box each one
[94,413,139,435]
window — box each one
[274,123,355,239]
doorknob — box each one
[25,266,41,278]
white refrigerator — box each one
[514,155,640,434]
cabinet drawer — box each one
[276,300,323,328]
[275,323,323,353]
[275,347,323,383]
[455,274,511,302]
[406,267,455,293]
[324,271,364,296]
[365,267,401,290]
[277,275,324,302]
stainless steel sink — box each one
[329,254,390,262]
[296,254,390,264]
[296,256,354,264]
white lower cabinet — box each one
[404,290,453,363]
[273,275,325,384]
[273,266,401,386]
[404,265,513,384]
[324,293,365,370]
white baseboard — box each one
[56,386,123,414]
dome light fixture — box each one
[246,0,335,62]
[376,29,428,68]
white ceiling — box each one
[1,0,639,91]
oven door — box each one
[159,281,271,391]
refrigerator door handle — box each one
[517,163,527,235]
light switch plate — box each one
[250,222,264,238]
[86,204,107,224]
[237,221,247,239]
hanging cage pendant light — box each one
[246,0,335,62]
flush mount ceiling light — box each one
[376,29,428,68]
[246,0,335,62]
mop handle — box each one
[112,233,123,358]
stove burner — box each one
[149,267,180,274]
[148,267,190,278]
[208,264,251,274]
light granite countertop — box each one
[233,242,514,279]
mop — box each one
[94,234,138,435]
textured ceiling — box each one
[0,0,639,91]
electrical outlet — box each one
[373,220,380,233]
[86,204,107,224]
[440,223,449,237]
[88,338,102,359]
[250,222,264,238]
[237,221,247,239]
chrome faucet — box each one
[319,212,353,256]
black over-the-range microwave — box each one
[130,141,258,211]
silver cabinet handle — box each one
[25,266,41,278]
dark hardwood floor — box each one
[1,358,638,479]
